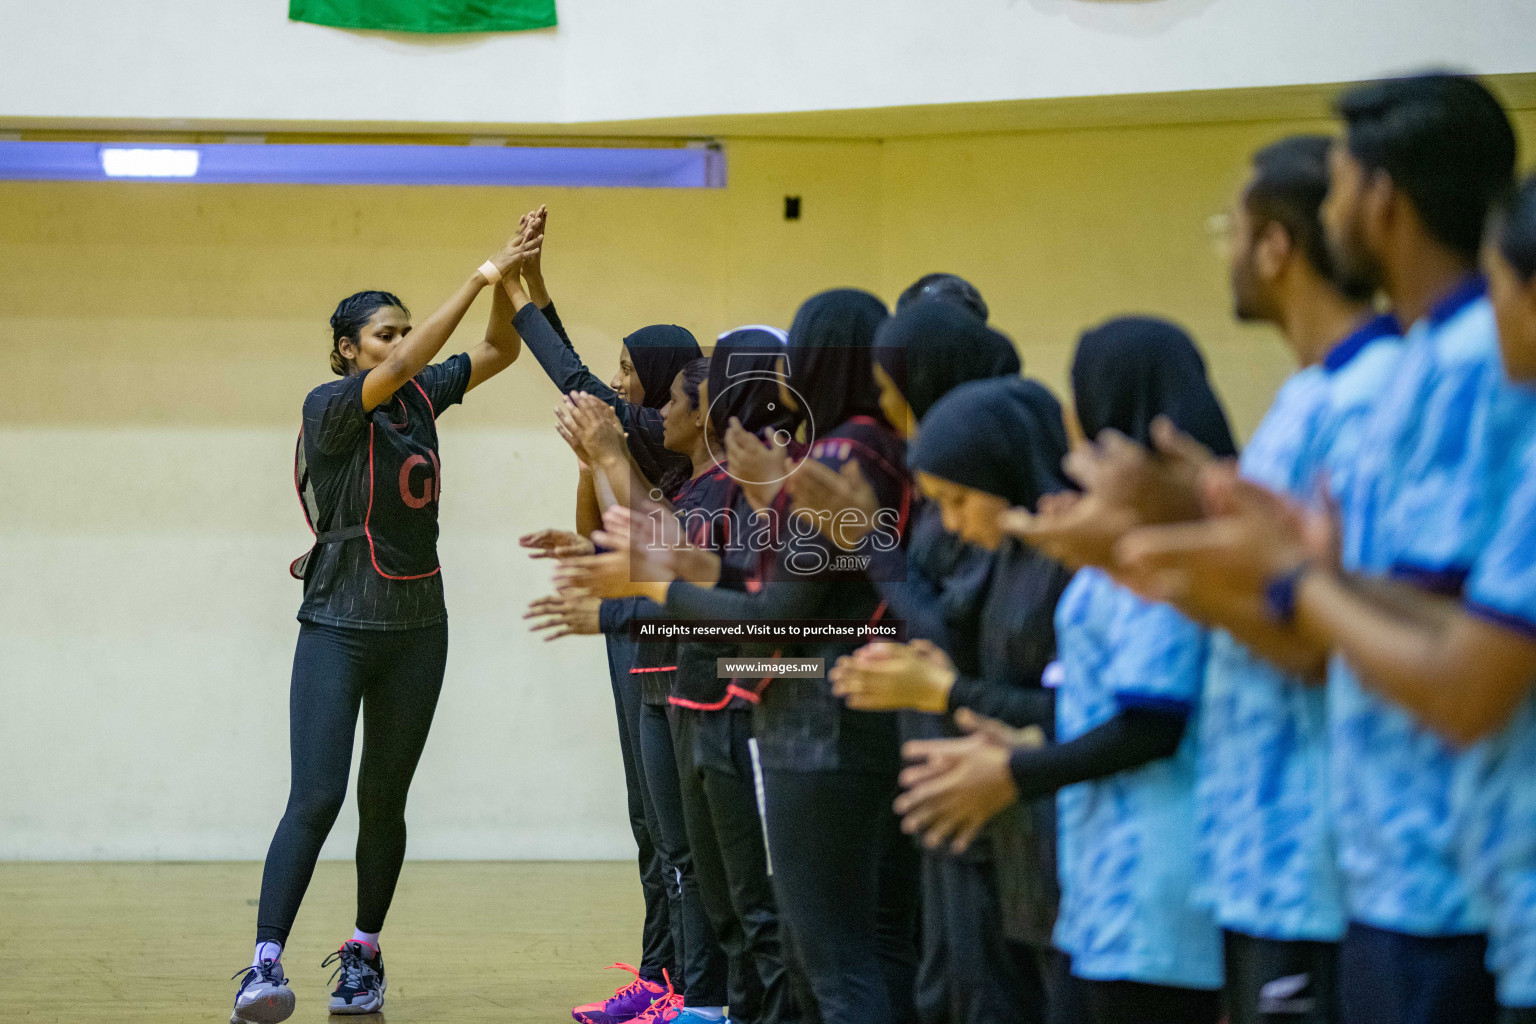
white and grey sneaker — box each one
[230,958,295,1024]
[322,940,387,1015]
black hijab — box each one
[873,300,1021,421]
[912,376,1072,511]
[625,324,702,410]
[707,327,798,439]
[1071,316,1238,458]
[785,289,889,438]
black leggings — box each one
[763,767,920,1024]
[915,851,1047,1024]
[256,621,448,945]
[1070,976,1221,1024]
[673,707,800,1021]
[607,633,675,984]
[639,702,731,1006]
[1338,922,1496,1024]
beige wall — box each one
[3,109,1533,858]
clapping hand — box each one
[830,639,957,712]
[893,708,1043,853]
[518,528,596,561]
[1113,463,1315,602]
[523,589,601,640]
[784,457,879,550]
[724,418,793,512]
[555,392,627,466]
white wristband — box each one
[478,260,502,286]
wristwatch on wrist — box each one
[1264,562,1312,625]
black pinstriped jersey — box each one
[295,354,471,631]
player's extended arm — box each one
[1295,568,1536,744]
[367,227,538,409]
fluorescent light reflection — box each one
[101,148,200,178]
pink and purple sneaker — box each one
[571,963,669,1024]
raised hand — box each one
[523,590,602,640]
[519,528,596,560]
[489,223,543,281]
[724,417,793,512]
[520,205,549,291]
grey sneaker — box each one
[323,940,387,1015]
[230,958,295,1024]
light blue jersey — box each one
[1455,401,1536,1007]
[1330,279,1515,936]
[1196,316,1401,943]
[1054,568,1222,989]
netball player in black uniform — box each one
[228,222,541,1024]
[573,291,919,1024]
[504,214,718,1021]
[553,329,808,1024]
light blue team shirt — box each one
[1196,316,1402,943]
[1455,403,1536,1007]
[1054,567,1223,989]
[1330,279,1521,936]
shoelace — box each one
[602,962,654,1004]
[321,943,377,992]
[230,958,282,996]
[635,993,685,1023]
[630,969,678,1023]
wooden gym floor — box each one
[0,861,641,1023]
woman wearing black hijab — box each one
[894,318,1235,1024]
[502,221,704,1016]
[832,376,1077,1024]
[663,327,808,1024]
[551,327,805,1024]
[868,300,1022,662]
[635,290,915,1024]
[871,300,1021,437]
[1069,316,1238,459]
[514,308,702,494]
[565,291,919,1023]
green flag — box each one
[289,0,556,33]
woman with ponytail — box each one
[229,221,540,1024]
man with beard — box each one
[1191,134,1398,1024]
[1113,73,1518,1024]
